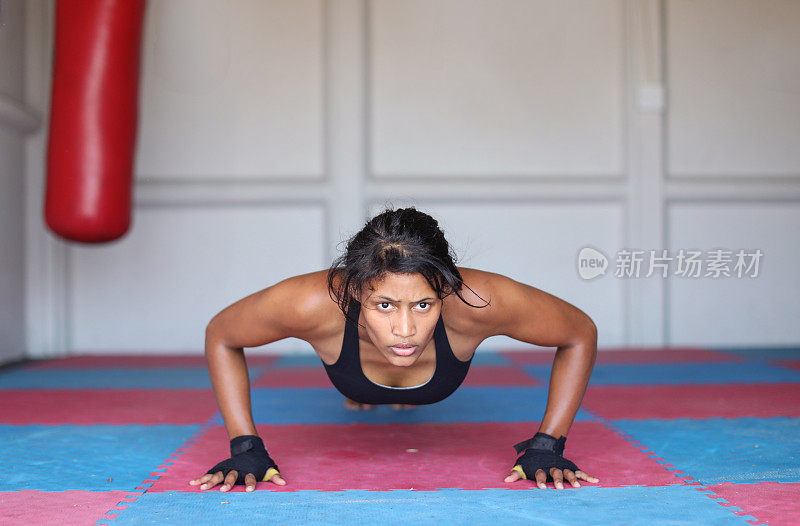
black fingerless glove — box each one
[206,435,280,485]
[511,432,579,481]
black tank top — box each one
[321,297,473,405]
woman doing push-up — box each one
[189,207,599,493]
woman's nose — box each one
[392,312,415,337]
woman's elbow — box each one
[584,317,598,343]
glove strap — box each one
[513,432,567,456]
[230,434,266,456]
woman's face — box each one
[359,272,441,367]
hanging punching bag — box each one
[45,0,147,243]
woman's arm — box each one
[204,331,258,439]
[193,271,332,491]
[204,272,332,437]
[537,323,597,438]
[468,271,598,489]
[482,273,597,435]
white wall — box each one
[17,0,800,360]
[0,0,39,364]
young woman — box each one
[189,207,599,493]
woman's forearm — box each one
[205,328,258,439]
[537,329,598,438]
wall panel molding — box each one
[365,0,628,180]
[135,0,328,182]
[623,0,667,345]
[665,201,800,345]
[664,0,800,178]
[65,203,329,353]
[666,180,800,202]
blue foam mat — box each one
[0,425,200,491]
[99,486,753,525]
[219,386,595,425]
[613,417,800,484]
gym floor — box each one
[0,347,798,525]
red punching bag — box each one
[45,0,146,243]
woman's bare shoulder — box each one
[281,269,344,334]
[454,266,507,303]
[444,267,506,336]
[203,269,340,349]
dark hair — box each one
[327,206,489,323]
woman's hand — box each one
[503,432,599,489]
[188,435,284,492]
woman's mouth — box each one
[390,345,417,356]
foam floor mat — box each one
[0,346,797,525]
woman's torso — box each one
[303,268,488,391]
[319,296,473,404]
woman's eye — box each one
[376,302,430,311]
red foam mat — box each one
[582,384,800,420]
[706,482,800,525]
[0,390,218,425]
[0,490,133,524]
[148,421,685,492]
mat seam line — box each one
[595,415,766,526]
[94,417,216,525]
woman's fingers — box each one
[563,469,580,488]
[189,473,214,486]
[575,470,599,483]
[550,468,564,489]
[192,469,287,491]
[199,471,224,490]
[504,466,523,483]
[219,470,239,492]
[534,469,547,489]
[268,471,287,485]
[504,466,595,488]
